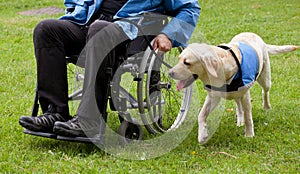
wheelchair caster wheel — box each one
[118,119,143,144]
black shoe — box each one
[19,113,72,133]
[53,116,101,137]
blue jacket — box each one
[59,0,200,47]
[235,42,259,87]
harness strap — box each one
[217,45,242,80]
[204,45,245,92]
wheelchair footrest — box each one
[23,129,57,139]
[57,136,104,145]
[23,129,104,145]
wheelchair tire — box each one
[117,119,143,145]
[138,47,192,133]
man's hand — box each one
[153,34,172,52]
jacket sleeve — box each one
[161,0,201,47]
[59,0,102,25]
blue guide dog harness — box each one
[205,42,259,92]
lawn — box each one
[0,0,299,173]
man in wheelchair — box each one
[19,0,200,140]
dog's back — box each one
[230,32,298,55]
[229,32,298,79]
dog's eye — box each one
[184,59,191,66]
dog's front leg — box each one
[235,98,244,127]
[198,94,221,144]
[241,91,255,137]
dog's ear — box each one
[186,43,222,79]
[202,57,219,78]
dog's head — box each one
[168,43,226,91]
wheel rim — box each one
[145,48,192,132]
[67,62,84,116]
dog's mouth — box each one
[176,74,198,91]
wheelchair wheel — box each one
[66,58,84,116]
[118,118,143,145]
[137,47,193,133]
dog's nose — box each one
[168,70,175,77]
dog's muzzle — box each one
[175,74,198,91]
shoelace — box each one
[35,113,64,126]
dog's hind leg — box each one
[257,53,272,110]
[198,95,221,144]
[235,98,244,127]
[241,91,254,137]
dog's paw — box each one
[262,100,271,110]
[237,120,245,127]
[198,128,209,144]
[198,135,209,144]
[263,105,271,110]
[245,130,255,137]
[236,114,245,127]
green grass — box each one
[1,0,299,173]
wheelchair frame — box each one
[24,14,193,144]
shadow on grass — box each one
[20,108,278,159]
[25,136,106,157]
[199,109,271,150]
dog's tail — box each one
[267,44,298,55]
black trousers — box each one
[34,19,86,116]
[33,19,129,118]
[76,20,130,122]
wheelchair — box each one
[24,14,193,144]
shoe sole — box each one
[23,129,57,139]
[53,125,87,137]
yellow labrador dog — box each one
[168,32,298,144]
